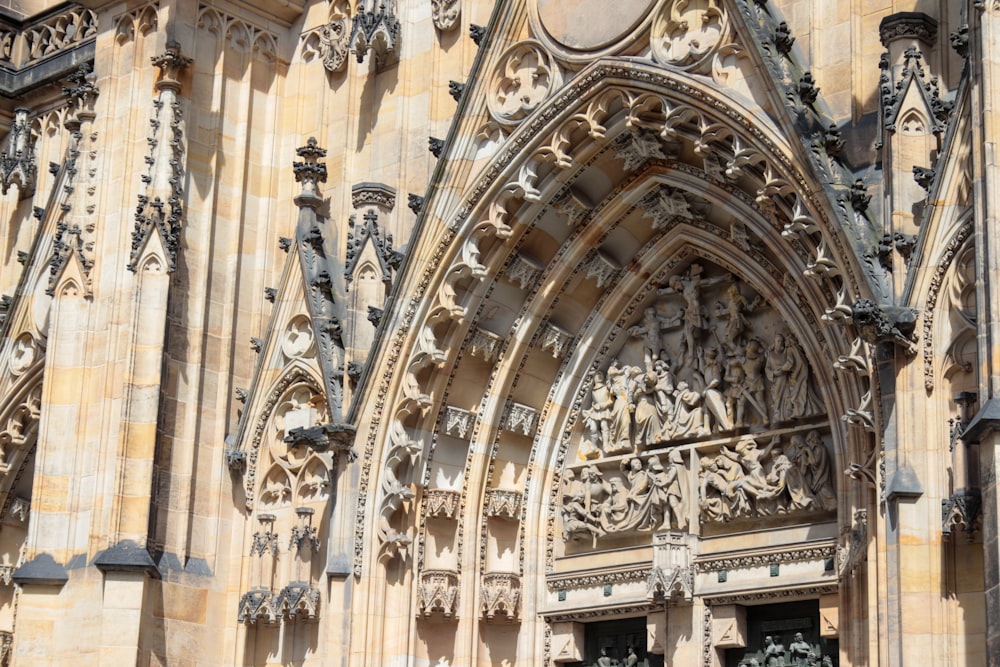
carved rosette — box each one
[480,572,521,622]
[418,569,460,619]
[432,0,460,31]
[650,0,731,74]
[487,40,561,126]
[425,488,461,519]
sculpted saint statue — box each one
[583,371,614,449]
[604,364,634,454]
[632,369,662,451]
[805,430,837,511]
[765,333,818,422]
[700,347,733,431]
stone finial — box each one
[62,63,99,129]
[293,137,327,207]
[151,41,192,92]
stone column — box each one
[966,3,1000,664]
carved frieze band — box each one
[694,543,836,573]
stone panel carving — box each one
[487,40,560,125]
[698,432,836,523]
[432,0,460,31]
[480,572,520,621]
[425,488,461,519]
[484,488,521,519]
[502,401,538,436]
[418,569,460,619]
[469,327,504,362]
[560,451,688,544]
[537,321,574,358]
[442,406,474,439]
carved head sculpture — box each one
[773,333,786,349]
[734,437,758,456]
[593,371,606,386]
[647,455,664,472]
[668,449,683,465]
[690,263,703,277]
[746,338,763,357]
[621,456,643,473]
[806,430,822,447]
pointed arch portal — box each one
[354,57,879,667]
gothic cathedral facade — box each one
[0,1,990,666]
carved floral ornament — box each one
[358,62,872,573]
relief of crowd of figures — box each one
[560,265,836,544]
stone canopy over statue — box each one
[559,262,835,545]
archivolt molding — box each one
[356,60,875,580]
[921,220,974,390]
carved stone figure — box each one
[716,282,760,353]
[632,369,662,451]
[698,434,834,522]
[657,450,688,530]
[582,371,615,451]
[700,347,733,431]
[788,633,813,666]
[765,333,817,422]
[665,380,711,439]
[763,636,785,667]
[667,263,710,354]
[605,364,634,454]
[805,430,837,511]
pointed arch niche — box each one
[357,60,878,667]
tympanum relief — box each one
[558,262,834,548]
